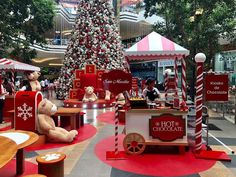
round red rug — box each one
[0,159,37,177]
[96,111,125,125]
[94,135,217,177]
[26,124,97,151]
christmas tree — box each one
[56,0,127,100]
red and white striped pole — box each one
[194,53,206,153]
[164,69,171,100]
[174,58,179,97]
[114,95,121,155]
[10,70,15,94]
[181,58,187,101]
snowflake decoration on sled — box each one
[17,103,33,121]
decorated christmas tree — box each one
[56,0,127,99]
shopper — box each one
[3,78,13,95]
[0,79,9,124]
[142,78,161,103]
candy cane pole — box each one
[114,95,121,155]
[11,70,15,94]
[164,69,171,100]
[195,53,206,153]
[174,58,178,97]
[181,58,187,101]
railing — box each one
[206,93,236,124]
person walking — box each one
[0,79,9,124]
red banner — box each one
[102,70,132,95]
[149,114,185,141]
[205,74,228,101]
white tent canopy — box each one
[0,58,40,71]
[125,31,189,61]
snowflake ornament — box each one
[17,103,33,121]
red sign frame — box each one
[149,114,185,141]
[102,70,132,95]
[205,74,228,101]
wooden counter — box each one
[127,108,188,115]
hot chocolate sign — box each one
[102,70,132,94]
[149,114,185,141]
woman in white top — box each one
[0,82,9,124]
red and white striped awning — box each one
[0,58,40,71]
[121,0,143,6]
[125,31,190,61]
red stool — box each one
[36,152,66,177]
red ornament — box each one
[180,101,188,111]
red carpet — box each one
[94,135,217,177]
[26,124,97,151]
[96,111,125,125]
[0,159,37,177]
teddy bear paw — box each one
[70,130,78,136]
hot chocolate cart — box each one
[123,108,189,155]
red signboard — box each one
[149,114,185,141]
[167,77,176,90]
[102,70,132,95]
[75,70,84,79]
[205,74,228,101]
[85,64,96,73]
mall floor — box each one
[1,91,236,177]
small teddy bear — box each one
[37,98,78,143]
[20,71,41,91]
[82,86,98,102]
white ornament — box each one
[17,103,33,121]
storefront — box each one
[215,50,236,85]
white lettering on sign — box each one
[210,82,223,85]
[153,121,183,132]
[158,60,181,67]
[207,91,227,94]
[103,79,130,84]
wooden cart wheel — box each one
[123,133,146,155]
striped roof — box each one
[125,31,189,61]
[0,58,40,71]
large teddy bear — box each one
[37,98,78,143]
[21,71,41,91]
[82,86,98,102]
